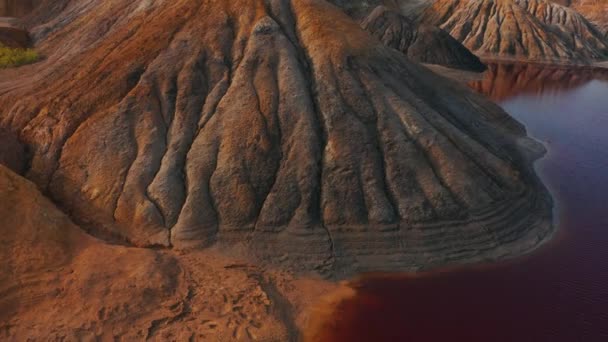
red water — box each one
[324,64,608,342]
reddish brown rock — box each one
[361,5,486,71]
[561,0,608,37]
[0,0,553,275]
[0,165,333,340]
[423,0,608,63]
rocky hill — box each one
[0,0,552,276]
[362,5,486,71]
[564,0,608,37]
[423,0,608,63]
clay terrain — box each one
[0,164,340,340]
[0,0,560,340]
[565,0,608,37]
[327,1,487,71]
[361,5,487,71]
[422,0,608,64]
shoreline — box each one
[301,193,557,342]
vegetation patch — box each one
[0,43,40,68]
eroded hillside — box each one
[0,0,40,17]
[361,5,486,71]
[567,0,608,37]
[423,0,608,63]
[0,0,552,276]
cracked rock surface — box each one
[0,0,552,276]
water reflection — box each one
[469,62,608,102]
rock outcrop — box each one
[0,0,553,275]
[423,0,608,63]
[362,5,486,71]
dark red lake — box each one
[323,64,608,342]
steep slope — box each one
[0,0,552,275]
[566,0,608,37]
[423,0,608,63]
[361,5,486,71]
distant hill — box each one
[422,0,608,64]
[561,0,608,37]
[361,5,486,71]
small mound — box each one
[563,0,608,37]
[361,6,486,71]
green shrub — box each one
[0,43,40,68]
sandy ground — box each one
[0,165,342,341]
